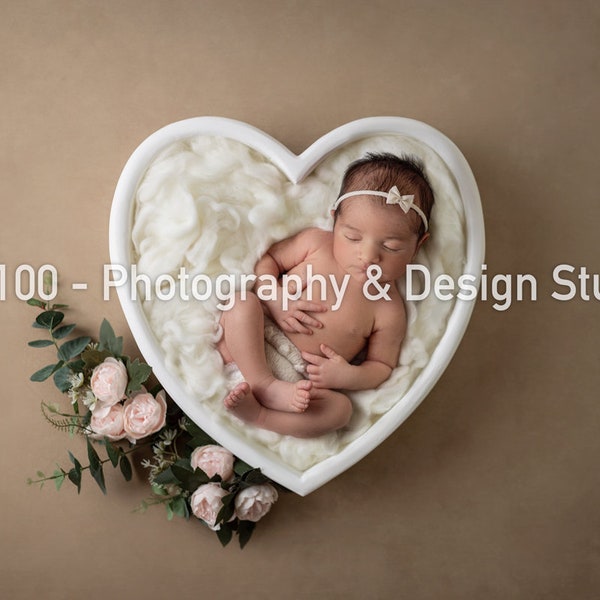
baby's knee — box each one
[220,290,261,324]
[330,393,353,431]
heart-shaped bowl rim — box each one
[109,116,484,496]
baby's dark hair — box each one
[337,152,435,237]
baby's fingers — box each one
[283,317,313,335]
[319,344,340,359]
[301,350,324,365]
[292,310,323,330]
[296,300,327,313]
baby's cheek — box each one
[385,256,409,278]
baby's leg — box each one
[224,383,352,438]
[218,292,312,413]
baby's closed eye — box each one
[382,243,405,252]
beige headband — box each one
[332,185,428,232]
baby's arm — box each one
[303,300,405,390]
[254,228,328,334]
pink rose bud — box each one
[234,484,278,522]
[123,389,167,442]
[190,483,230,531]
[190,445,235,481]
[90,357,128,408]
[89,403,126,441]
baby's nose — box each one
[360,245,381,265]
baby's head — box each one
[333,152,434,239]
[331,153,435,282]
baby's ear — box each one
[330,209,336,219]
[414,232,430,256]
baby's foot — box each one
[256,378,312,413]
[224,382,266,426]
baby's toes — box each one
[292,396,310,412]
[224,382,249,408]
[297,379,312,392]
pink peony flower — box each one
[89,403,126,441]
[190,483,230,531]
[123,389,167,442]
[190,445,235,481]
[234,484,278,522]
[90,357,128,414]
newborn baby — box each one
[217,152,434,438]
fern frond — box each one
[40,402,88,434]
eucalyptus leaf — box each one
[222,492,236,506]
[237,520,256,549]
[186,433,216,450]
[126,358,152,394]
[119,455,132,481]
[99,319,123,356]
[53,324,76,339]
[68,467,82,493]
[53,470,65,491]
[216,494,236,525]
[233,459,254,477]
[86,438,106,494]
[153,467,179,486]
[53,366,73,393]
[183,419,215,443]
[68,451,82,472]
[58,336,91,362]
[36,310,64,330]
[30,362,61,382]
[242,468,269,486]
[28,339,54,348]
[26,298,46,308]
[172,463,209,492]
[91,463,107,495]
[105,439,120,467]
[216,523,233,547]
[86,437,101,472]
[173,457,193,470]
[171,496,189,519]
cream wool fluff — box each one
[131,134,466,471]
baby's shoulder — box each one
[295,227,332,251]
[373,292,407,334]
[298,226,331,242]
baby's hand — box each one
[302,344,350,389]
[270,299,327,335]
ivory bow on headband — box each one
[332,185,429,232]
[385,185,416,212]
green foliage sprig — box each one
[26,298,145,494]
[136,416,278,548]
[26,297,279,548]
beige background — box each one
[2,1,599,598]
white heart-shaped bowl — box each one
[109,116,484,496]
